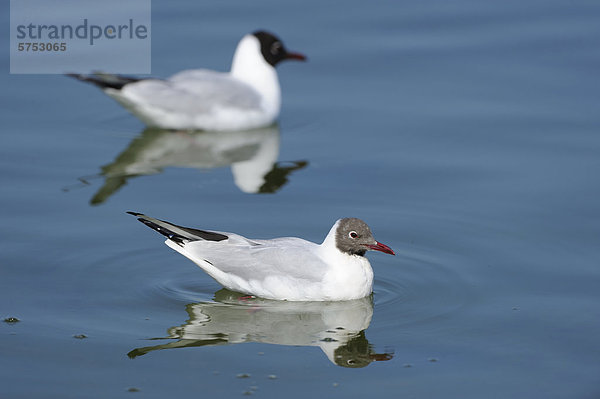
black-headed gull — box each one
[68,31,306,131]
[128,212,395,301]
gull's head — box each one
[233,31,306,72]
[335,218,395,257]
[252,31,306,66]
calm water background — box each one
[2,0,600,398]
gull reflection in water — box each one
[128,290,393,368]
[80,125,306,205]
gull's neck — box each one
[319,220,374,300]
[321,219,341,252]
[230,34,281,118]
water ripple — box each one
[372,247,475,330]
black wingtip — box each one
[136,218,186,245]
[67,73,144,90]
[128,212,228,243]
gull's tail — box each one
[127,212,228,245]
[67,73,146,91]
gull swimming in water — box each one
[128,212,395,301]
[68,31,306,131]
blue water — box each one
[2,0,600,398]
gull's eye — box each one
[270,41,282,55]
[349,231,358,239]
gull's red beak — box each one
[368,241,395,256]
[285,51,307,61]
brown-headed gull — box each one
[128,212,395,301]
[68,31,305,131]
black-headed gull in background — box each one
[68,31,306,131]
[128,213,395,301]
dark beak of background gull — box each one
[285,51,307,61]
[368,241,395,256]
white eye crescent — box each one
[349,231,358,239]
[271,42,282,55]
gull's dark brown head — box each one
[335,218,395,257]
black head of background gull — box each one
[335,218,395,257]
[253,30,307,66]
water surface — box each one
[1,0,600,398]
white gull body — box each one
[68,31,305,131]
[129,213,395,301]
